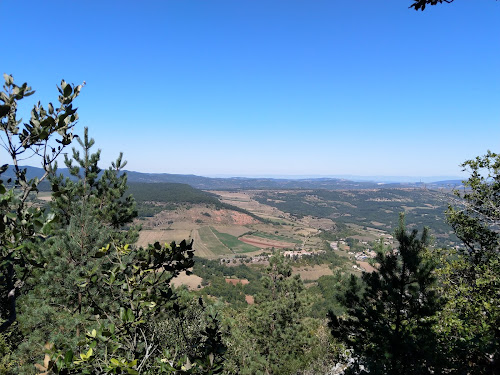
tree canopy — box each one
[329,215,442,374]
[436,151,500,373]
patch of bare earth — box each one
[245,295,255,304]
[140,204,258,229]
[292,265,334,281]
[212,190,291,222]
[357,261,376,273]
[171,271,203,290]
[136,229,192,248]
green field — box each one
[251,231,301,244]
[197,226,233,256]
[211,228,260,253]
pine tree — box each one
[14,207,110,373]
[436,151,500,374]
[13,127,140,372]
[50,127,137,236]
[226,254,317,375]
[329,214,442,374]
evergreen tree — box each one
[14,207,112,373]
[1,74,82,338]
[225,254,318,375]
[10,127,141,371]
[436,151,500,374]
[329,215,442,374]
[50,127,137,236]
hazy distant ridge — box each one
[3,166,463,190]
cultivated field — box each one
[137,229,192,248]
[171,271,204,290]
[196,226,233,256]
[292,264,334,280]
[191,228,218,258]
[211,228,260,253]
[251,231,301,244]
[212,224,251,237]
[239,235,296,249]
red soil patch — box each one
[230,212,258,225]
[211,210,258,225]
[225,278,250,286]
[245,295,255,305]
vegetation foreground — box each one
[1,75,499,374]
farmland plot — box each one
[239,235,296,249]
[137,229,192,248]
[191,228,218,259]
[292,265,334,281]
[212,224,250,237]
[211,228,260,253]
[197,226,233,256]
[251,231,301,244]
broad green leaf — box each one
[126,308,134,322]
[63,350,73,364]
[110,358,121,366]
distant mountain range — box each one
[2,165,464,190]
[208,174,465,183]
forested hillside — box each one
[253,188,459,247]
[127,182,263,222]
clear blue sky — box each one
[2,0,499,178]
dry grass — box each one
[357,261,376,273]
[191,228,218,259]
[292,265,333,281]
[212,225,249,237]
[140,204,258,229]
[212,190,290,220]
[239,235,296,249]
[171,271,203,290]
[136,229,192,248]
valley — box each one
[131,183,457,284]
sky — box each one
[2,0,499,179]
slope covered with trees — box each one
[0,76,225,374]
